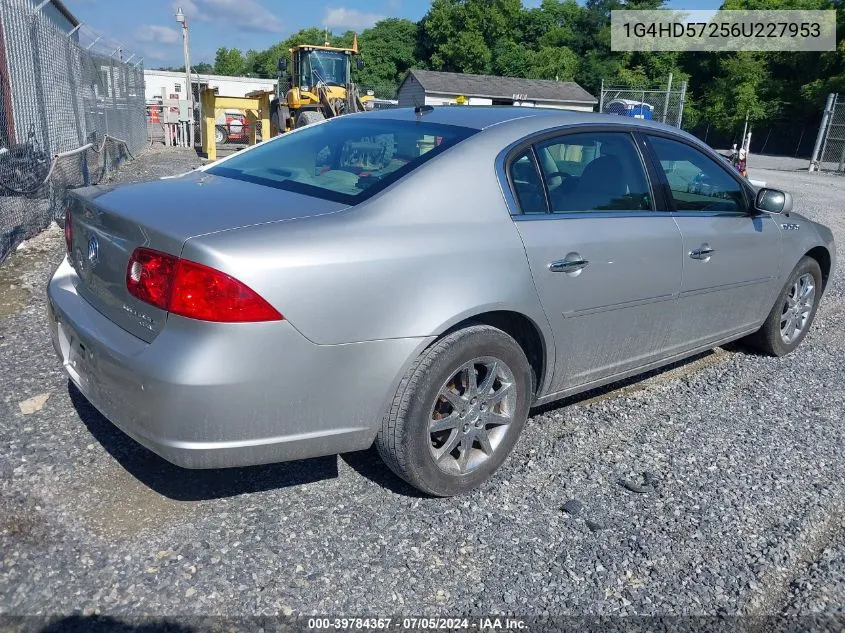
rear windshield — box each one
[207,116,477,204]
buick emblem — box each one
[87,235,99,266]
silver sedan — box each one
[48,107,836,496]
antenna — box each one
[324,23,329,46]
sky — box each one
[68,0,721,69]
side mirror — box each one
[755,188,793,215]
[278,58,288,73]
[356,57,364,70]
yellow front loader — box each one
[271,36,368,133]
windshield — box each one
[206,117,477,204]
[300,50,348,87]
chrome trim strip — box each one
[670,210,753,218]
[678,277,773,298]
[511,210,754,221]
[513,211,662,220]
[562,292,676,318]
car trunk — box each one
[66,170,348,343]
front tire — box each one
[295,110,326,128]
[376,325,532,496]
[746,256,822,356]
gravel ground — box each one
[1,146,844,627]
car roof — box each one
[360,105,562,129]
[359,105,700,142]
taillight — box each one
[64,208,72,254]
[169,259,282,322]
[126,248,177,310]
[126,247,282,323]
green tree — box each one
[181,0,845,146]
[700,52,776,133]
[193,62,214,74]
[418,0,523,73]
[213,47,245,76]
[241,49,269,77]
[528,46,579,81]
[356,18,418,97]
[493,40,533,77]
[440,30,492,74]
[533,0,581,49]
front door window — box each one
[647,135,747,213]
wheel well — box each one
[446,311,547,395]
[806,246,831,291]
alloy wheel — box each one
[428,357,517,475]
[780,273,816,344]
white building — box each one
[397,69,596,112]
[143,69,276,101]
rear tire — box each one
[295,110,325,128]
[214,126,226,144]
[376,325,532,497]
[745,256,822,356]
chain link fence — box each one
[358,81,400,102]
[810,93,845,173]
[0,0,147,262]
[599,77,688,129]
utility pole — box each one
[662,72,672,124]
[598,78,604,113]
[676,81,687,128]
[810,93,836,172]
[175,7,194,148]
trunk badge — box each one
[87,235,99,266]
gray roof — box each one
[401,69,597,105]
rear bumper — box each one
[47,258,430,469]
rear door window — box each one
[533,132,653,213]
[207,118,477,204]
[508,149,547,214]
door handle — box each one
[689,244,714,260]
[549,258,590,273]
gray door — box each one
[510,131,683,393]
[646,135,782,350]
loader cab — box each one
[275,42,366,132]
[292,47,352,91]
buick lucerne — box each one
[48,107,836,496]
